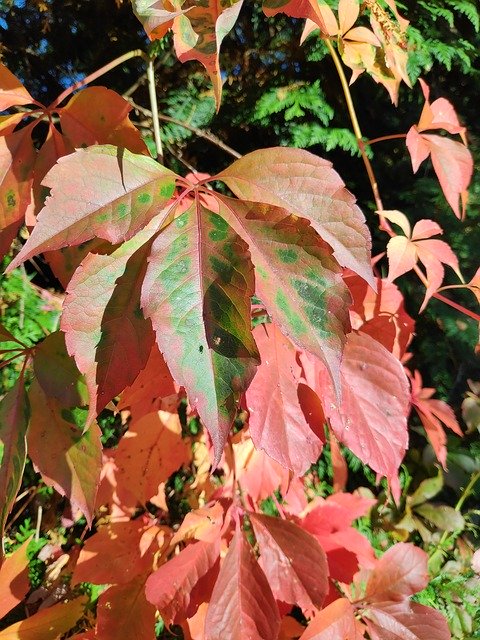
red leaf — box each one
[299,598,364,640]
[250,513,329,614]
[246,323,323,475]
[97,575,156,640]
[365,602,451,640]
[364,543,429,603]
[205,527,280,640]
[145,540,220,625]
[216,147,373,286]
[0,538,31,618]
[263,0,337,37]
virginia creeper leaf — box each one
[364,602,451,640]
[218,196,351,391]
[250,512,329,613]
[205,527,280,640]
[0,538,31,617]
[141,199,259,463]
[299,598,363,640]
[0,597,85,640]
[0,63,35,110]
[0,376,29,550]
[27,380,102,527]
[61,220,159,426]
[7,145,177,271]
[216,147,373,286]
[263,0,336,36]
[145,540,220,625]
[245,323,323,475]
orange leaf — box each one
[0,597,85,640]
[0,538,31,619]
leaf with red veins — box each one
[305,332,409,485]
[61,219,158,426]
[250,513,329,614]
[27,380,102,527]
[113,411,191,505]
[245,323,323,476]
[205,527,280,640]
[7,145,177,271]
[146,540,220,626]
[141,200,259,465]
[218,196,351,395]
[364,601,451,640]
[216,147,374,287]
[0,63,36,109]
[410,370,462,467]
[300,598,364,640]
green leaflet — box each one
[141,198,259,462]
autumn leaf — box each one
[0,597,86,640]
[263,0,337,37]
[250,513,329,614]
[299,598,364,640]
[141,197,259,464]
[364,601,451,640]
[0,538,31,618]
[0,63,36,110]
[204,527,280,640]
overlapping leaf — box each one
[0,63,36,109]
[0,598,86,639]
[0,538,31,617]
[364,602,451,640]
[299,598,363,640]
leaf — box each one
[364,543,429,603]
[414,503,464,532]
[171,502,224,545]
[97,575,156,640]
[7,145,177,271]
[0,63,35,110]
[0,597,85,640]
[0,376,29,549]
[61,220,158,426]
[307,331,410,484]
[263,0,337,36]
[218,196,351,391]
[250,513,329,614]
[146,540,220,625]
[216,147,373,287]
[299,598,363,640]
[245,323,323,475]
[141,199,259,464]
[364,602,451,640]
[27,380,102,526]
[113,411,191,505]
[0,538,31,618]
[132,0,188,39]
[205,527,280,640]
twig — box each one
[146,58,163,163]
[35,505,43,542]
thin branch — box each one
[146,58,164,163]
[367,133,407,145]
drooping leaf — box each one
[205,527,280,640]
[0,597,85,640]
[0,538,31,618]
[146,540,220,625]
[141,199,259,463]
[218,196,351,391]
[0,376,29,549]
[7,145,177,271]
[216,147,373,286]
[113,411,191,505]
[299,598,364,640]
[27,380,102,526]
[61,220,159,426]
[245,323,323,475]
[97,575,156,640]
[0,63,35,110]
[250,512,329,614]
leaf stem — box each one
[146,57,164,163]
[367,133,407,145]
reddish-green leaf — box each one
[0,63,35,110]
[27,380,102,526]
[246,323,323,475]
[97,576,156,640]
[299,598,363,640]
[205,527,280,640]
[7,145,177,271]
[61,221,158,425]
[250,513,329,614]
[0,538,31,618]
[218,197,351,391]
[0,376,29,549]
[141,200,259,463]
[146,540,220,625]
[0,597,86,640]
[216,147,373,286]
[132,0,189,40]
[365,602,451,640]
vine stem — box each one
[49,49,148,109]
[146,57,164,163]
[367,133,407,145]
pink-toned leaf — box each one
[299,598,364,640]
[417,79,466,140]
[0,63,35,110]
[0,538,31,618]
[61,220,158,426]
[380,210,411,237]
[7,145,177,271]
[364,543,429,603]
[0,598,86,640]
[27,380,102,527]
[411,219,443,241]
[386,235,418,281]
[250,512,329,613]
[216,147,373,286]
[205,527,280,640]
[263,0,337,36]
[330,432,348,492]
[365,602,451,640]
[141,200,259,464]
[146,540,220,625]
[405,127,430,173]
[97,575,156,640]
[338,0,360,35]
[246,323,323,475]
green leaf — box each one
[141,197,259,462]
[414,503,465,532]
[409,471,443,507]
